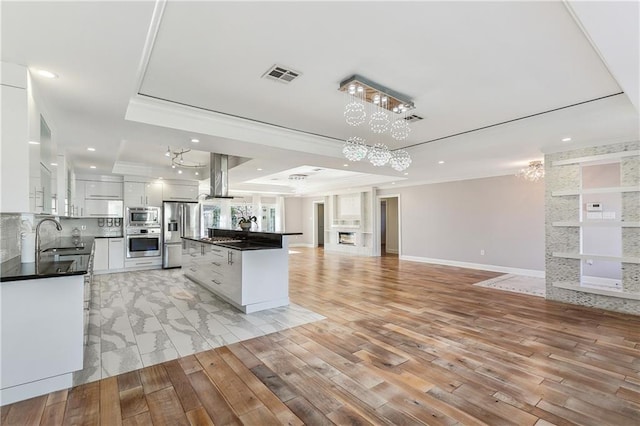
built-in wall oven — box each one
[126,206,161,228]
[126,227,161,258]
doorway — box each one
[379,196,399,256]
[315,202,325,247]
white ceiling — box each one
[2,1,638,195]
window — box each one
[231,204,253,229]
[202,204,221,230]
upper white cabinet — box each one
[0,64,29,213]
[71,180,86,217]
[124,181,163,207]
[74,179,124,217]
[84,199,123,217]
[84,181,123,199]
[163,183,198,201]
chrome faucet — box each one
[35,218,62,273]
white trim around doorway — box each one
[376,194,401,257]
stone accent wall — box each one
[545,141,640,315]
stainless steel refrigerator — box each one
[163,201,201,268]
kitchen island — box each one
[182,229,301,313]
[0,237,94,405]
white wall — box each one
[384,197,399,253]
[285,175,544,272]
[285,196,324,246]
[284,197,304,245]
[581,163,622,280]
[379,174,545,272]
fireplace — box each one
[338,232,356,246]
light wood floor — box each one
[2,248,639,425]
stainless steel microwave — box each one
[126,206,160,227]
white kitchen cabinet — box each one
[124,181,163,207]
[84,181,123,199]
[163,183,198,201]
[124,257,162,270]
[0,78,30,213]
[108,238,125,270]
[94,237,125,273]
[71,180,85,217]
[84,199,123,217]
[93,238,109,271]
[183,240,289,313]
[0,275,84,405]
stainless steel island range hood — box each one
[204,153,252,199]
[208,153,233,199]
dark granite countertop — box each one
[182,236,281,251]
[208,228,302,236]
[0,237,94,282]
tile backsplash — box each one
[60,217,122,238]
[0,214,22,263]
[0,214,123,263]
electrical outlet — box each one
[480,249,485,256]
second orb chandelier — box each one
[339,75,414,171]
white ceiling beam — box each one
[565,0,640,114]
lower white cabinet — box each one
[124,257,162,269]
[93,238,109,271]
[0,275,84,404]
[108,238,124,270]
[182,240,289,313]
[94,237,124,273]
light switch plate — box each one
[603,211,616,220]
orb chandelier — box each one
[339,75,415,171]
[517,160,545,182]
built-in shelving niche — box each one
[546,145,640,311]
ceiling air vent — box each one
[404,114,423,123]
[262,64,301,84]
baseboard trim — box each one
[385,249,399,254]
[400,255,545,278]
[289,243,315,248]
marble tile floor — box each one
[73,268,326,386]
[473,273,546,297]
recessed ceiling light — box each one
[257,168,263,171]
[36,69,58,79]
[87,147,96,152]
[438,160,445,164]
[89,165,96,169]
[28,141,40,145]
[191,138,199,143]
[178,170,183,174]
[343,164,349,167]
[561,137,572,142]
[50,163,57,166]
[391,182,396,185]
[404,172,409,176]
[195,171,199,176]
